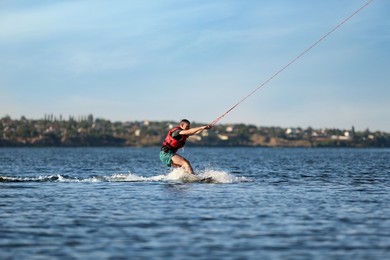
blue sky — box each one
[1,0,389,131]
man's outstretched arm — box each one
[180,125,212,136]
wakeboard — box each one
[199,176,213,183]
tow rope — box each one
[209,0,374,126]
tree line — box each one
[1,115,389,147]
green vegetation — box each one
[1,115,389,147]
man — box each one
[160,119,211,174]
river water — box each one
[0,147,389,259]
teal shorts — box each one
[160,150,175,167]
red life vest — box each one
[162,126,188,152]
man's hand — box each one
[204,125,212,130]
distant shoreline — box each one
[1,115,389,148]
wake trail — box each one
[0,168,251,184]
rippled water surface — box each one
[1,147,389,259]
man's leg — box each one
[171,154,194,174]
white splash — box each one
[197,169,251,184]
[163,167,251,184]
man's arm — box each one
[179,125,211,136]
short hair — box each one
[180,119,191,125]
